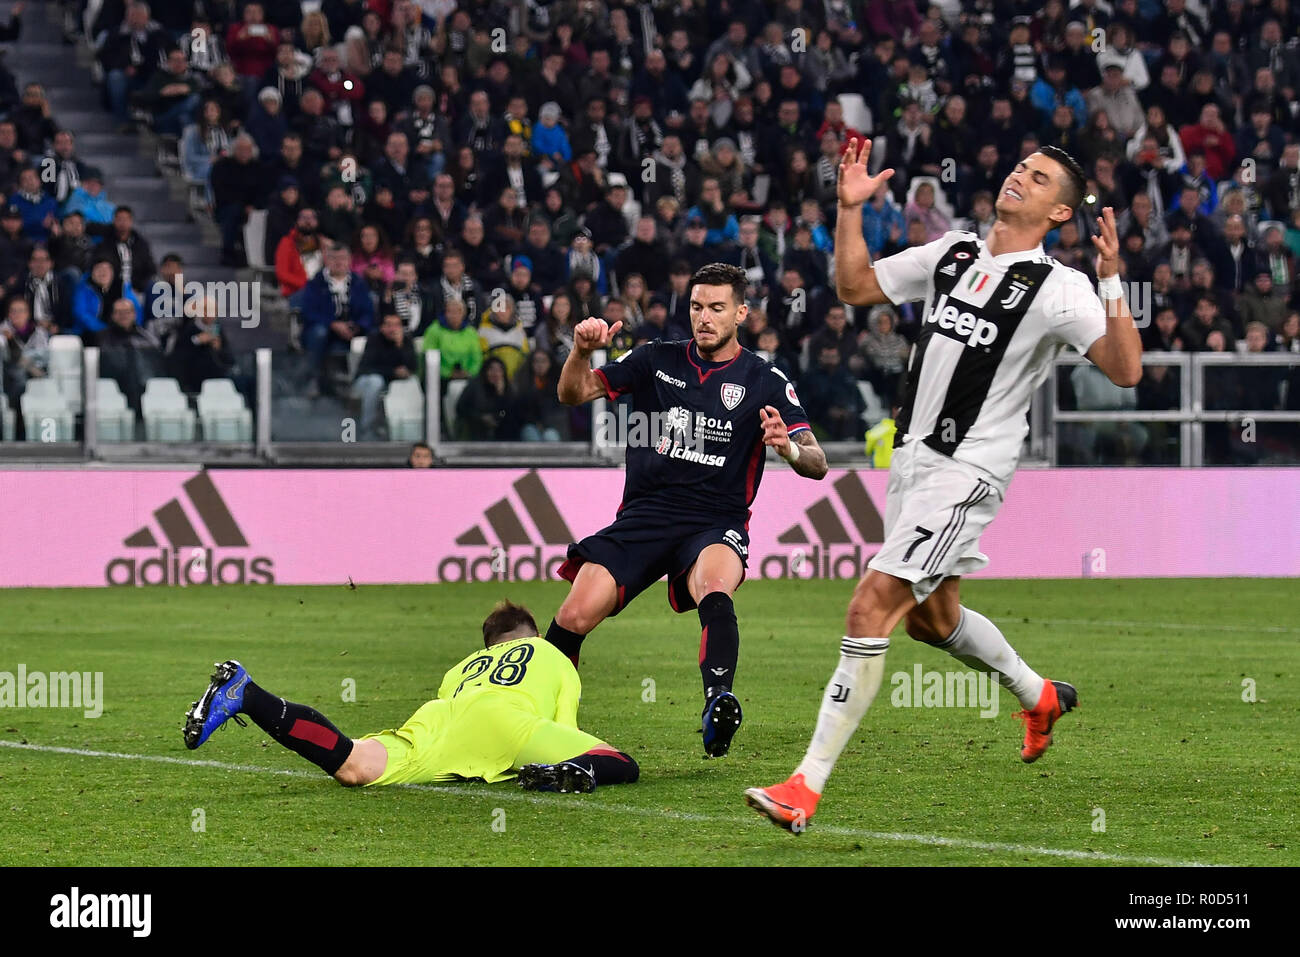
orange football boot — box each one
[1014,679,1078,763]
[744,773,821,832]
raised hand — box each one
[574,316,624,355]
[1091,206,1120,279]
[759,405,791,457]
[838,136,895,208]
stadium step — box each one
[46,85,102,111]
[3,8,245,345]
[148,223,214,245]
[47,110,118,134]
[163,243,224,268]
[72,132,141,156]
[86,155,151,179]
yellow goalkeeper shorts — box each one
[361,690,604,786]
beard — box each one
[695,323,736,358]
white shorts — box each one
[868,439,1005,603]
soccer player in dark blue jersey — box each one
[548,263,828,757]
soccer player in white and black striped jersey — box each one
[746,137,1143,831]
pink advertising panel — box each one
[1,468,1296,588]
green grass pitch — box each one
[0,578,1295,866]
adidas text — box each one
[438,546,568,583]
[759,543,876,579]
[105,548,274,586]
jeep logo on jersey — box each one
[720,383,746,410]
[923,292,999,349]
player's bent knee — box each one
[555,601,603,636]
[846,572,916,637]
[904,612,944,644]
[333,738,385,787]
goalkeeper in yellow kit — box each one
[182,601,639,793]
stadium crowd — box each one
[1,0,1299,450]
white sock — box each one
[795,637,890,793]
[937,607,1043,709]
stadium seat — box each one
[20,380,75,442]
[858,380,884,428]
[384,377,425,441]
[907,175,957,223]
[837,93,873,138]
[348,335,367,381]
[141,378,196,441]
[196,378,253,442]
[243,209,269,270]
[48,336,84,413]
[22,378,70,407]
[444,377,469,436]
[95,378,137,442]
[0,393,15,442]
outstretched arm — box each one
[760,406,828,480]
[1084,207,1143,388]
[557,316,624,405]
[835,136,896,307]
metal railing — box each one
[7,344,1298,468]
[1043,350,1300,467]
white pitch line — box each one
[994,617,1300,636]
[0,739,1216,867]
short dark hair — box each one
[481,600,538,647]
[1038,145,1087,211]
[407,441,432,467]
[690,262,748,305]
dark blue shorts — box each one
[558,507,749,615]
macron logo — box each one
[50,887,151,937]
[924,293,999,349]
[655,369,687,388]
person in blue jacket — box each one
[531,102,573,171]
[72,258,141,340]
[61,167,116,225]
[298,242,375,395]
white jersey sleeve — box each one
[873,232,971,304]
[1048,269,1108,356]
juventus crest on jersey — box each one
[874,231,1109,487]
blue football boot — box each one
[701,690,743,758]
[183,660,250,750]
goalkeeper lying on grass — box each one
[182,600,639,793]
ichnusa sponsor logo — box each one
[442,471,574,582]
[760,473,884,579]
[105,472,274,586]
